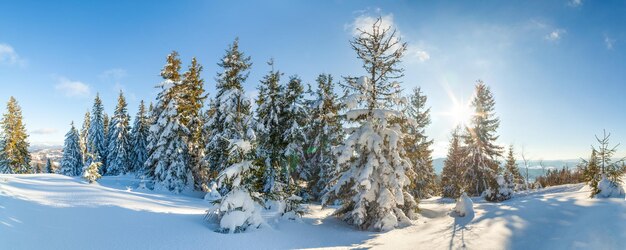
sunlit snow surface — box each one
[1,174,625,249]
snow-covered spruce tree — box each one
[463,81,505,201]
[82,156,102,184]
[87,94,107,174]
[205,38,255,192]
[323,18,418,231]
[504,145,524,188]
[79,111,90,163]
[180,57,208,190]
[441,127,464,198]
[207,136,263,233]
[146,51,182,179]
[582,149,601,197]
[60,123,83,176]
[255,59,287,198]
[105,91,132,175]
[0,97,32,174]
[585,130,625,197]
[145,51,194,193]
[45,158,53,174]
[129,100,149,175]
[403,87,437,199]
[280,75,308,192]
[304,74,344,201]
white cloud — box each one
[346,11,430,63]
[0,43,26,66]
[406,45,430,63]
[55,77,90,98]
[568,0,583,7]
[545,29,566,42]
[31,128,59,135]
[604,34,615,50]
[99,68,127,80]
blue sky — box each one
[1,0,625,159]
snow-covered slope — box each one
[1,174,625,249]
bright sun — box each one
[449,103,473,126]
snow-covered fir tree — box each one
[323,18,418,231]
[82,157,102,184]
[145,51,194,193]
[79,111,90,163]
[151,95,192,192]
[105,91,132,175]
[87,94,107,173]
[205,38,255,192]
[441,127,464,198]
[0,97,31,174]
[504,145,523,188]
[60,123,83,176]
[207,136,263,233]
[146,51,182,178]
[45,158,54,174]
[584,130,625,197]
[582,149,601,196]
[279,75,308,193]
[129,100,149,175]
[304,74,344,201]
[463,81,504,201]
[255,59,287,198]
[403,87,436,199]
[180,57,208,190]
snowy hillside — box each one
[1,174,624,249]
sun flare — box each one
[450,103,473,126]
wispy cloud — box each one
[0,43,26,66]
[604,34,615,50]
[55,77,91,98]
[100,68,129,91]
[568,0,583,7]
[346,11,430,63]
[545,29,566,42]
[31,128,59,135]
[99,68,127,80]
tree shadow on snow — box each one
[466,189,626,250]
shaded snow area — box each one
[1,174,625,250]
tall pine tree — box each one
[145,51,193,192]
[79,111,90,163]
[205,38,255,192]
[180,57,208,190]
[324,18,418,231]
[87,94,107,173]
[106,91,132,175]
[60,123,83,176]
[255,59,287,197]
[304,74,344,201]
[404,87,436,199]
[130,100,150,175]
[463,81,504,200]
[280,75,308,193]
[0,97,31,174]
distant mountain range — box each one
[29,144,63,167]
[432,158,584,182]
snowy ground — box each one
[1,174,625,249]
